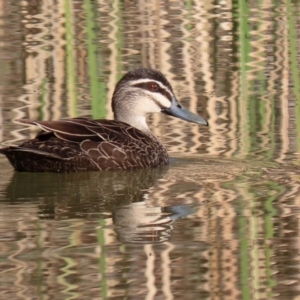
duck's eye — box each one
[147,82,159,92]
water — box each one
[1,0,300,299]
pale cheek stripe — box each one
[144,91,172,108]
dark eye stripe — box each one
[132,82,173,102]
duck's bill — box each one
[162,98,208,126]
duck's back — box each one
[0,118,169,172]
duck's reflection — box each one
[113,202,197,243]
[2,166,201,244]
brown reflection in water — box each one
[1,157,299,298]
[0,1,24,145]
[1,0,298,163]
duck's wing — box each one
[81,119,167,169]
[19,118,102,143]
[16,118,168,170]
[19,118,148,142]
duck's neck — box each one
[112,92,155,134]
[115,113,153,134]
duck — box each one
[0,68,208,172]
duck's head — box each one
[112,68,208,132]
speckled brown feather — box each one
[0,118,169,172]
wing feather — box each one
[12,117,169,170]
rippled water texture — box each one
[1,1,300,299]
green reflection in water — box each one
[236,0,251,156]
[64,0,77,117]
[184,0,193,33]
[264,182,283,299]
[115,0,123,77]
[97,219,107,299]
[38,78,48,120]
[59,256,79,300]
[57,227,82,300]
[238,185,250,300]
[84,0,106,119]
[234,174,284,299]
[36,221,44,300]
